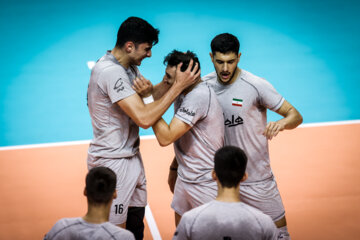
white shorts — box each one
[240,177,285,222]
[88,153,147,225]
[171,178,217,216]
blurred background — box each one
[1,0,359,147]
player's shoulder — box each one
[92,55,127,79]
[240,69,273,88]
[240,69,266,84]
[44,217,82,239]
[182,81,210,103]
[53,217,82,227]
[101,222,135,239]
[182,201,215,221]
[191,81,211,95]
[202,71,218,84]
[95,61,127,76]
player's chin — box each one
[135,59,144,66]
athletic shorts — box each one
[88,153,147,225]
[171,177,217,216]
[240,177,285,222]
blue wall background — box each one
[1,0,359,146]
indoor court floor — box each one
[0,121,359,239]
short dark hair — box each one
[214,146,247,188]
[86,167,116,204]
[163,50,200,73]
[115,16,159,48]
[211,33,240,54]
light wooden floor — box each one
[0,123,359,239]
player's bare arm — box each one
[118,61,200,129]
[263,100,303,140]
[168,157,178,194]
[152,117,191,146]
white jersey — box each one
[174,81,224,183]
[87,51,141,164]
[44,217,135,240]
[203,70,284,184]
[173,200,278,240]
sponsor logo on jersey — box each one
[225,115,243,127]
[232,98,243,107]
[114,78,124,92]
[179,107,195,116]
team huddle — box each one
[45,17,302,240]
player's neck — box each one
[216,185,241,203]
[83,203,111,224]
[111,47,131,69]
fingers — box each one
[193,64,201,79]
[176,62,183,72]
[132,77,141,91]
[132,76,153,96]
[185,59,194,72]
[263,122,283,140]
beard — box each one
[217,68,237,85]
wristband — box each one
[143,95,154,104]
[170,167,178,171]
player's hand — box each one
[173,59,201,91]
[168,169,177,194]
[263,121,286,140]
[132,76,153,97]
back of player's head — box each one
[115,16,159,48]
[214,146,248,188]
[163,50,201,73]
[85,167,116,205]
[211,33,240,55]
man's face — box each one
[129,42,152,66]
[210,51,241,84]
[162,65,176,86]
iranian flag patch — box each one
[232,98,243,107]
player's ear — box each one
[240,172,248,182]
[237,52,242,63]
[212,170,217,181]
[83,188,87,197]
[209,52,214,62]
[125,41,135,53]
[113,190,117,200]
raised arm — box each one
[263,100,303,140]
[118,61,200,129]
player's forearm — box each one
[152,118,175,146]
[136,84,183,128]
[278,107,303,130]
[152,82,171,100]
[169,157,178,169]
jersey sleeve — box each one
[257,78,284,111]
[174,88,209,127]
[97,66,136,104]
[172,214,192,240]
[114,230,136,240]
[262,215,279,240]
[43,219,65,240]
